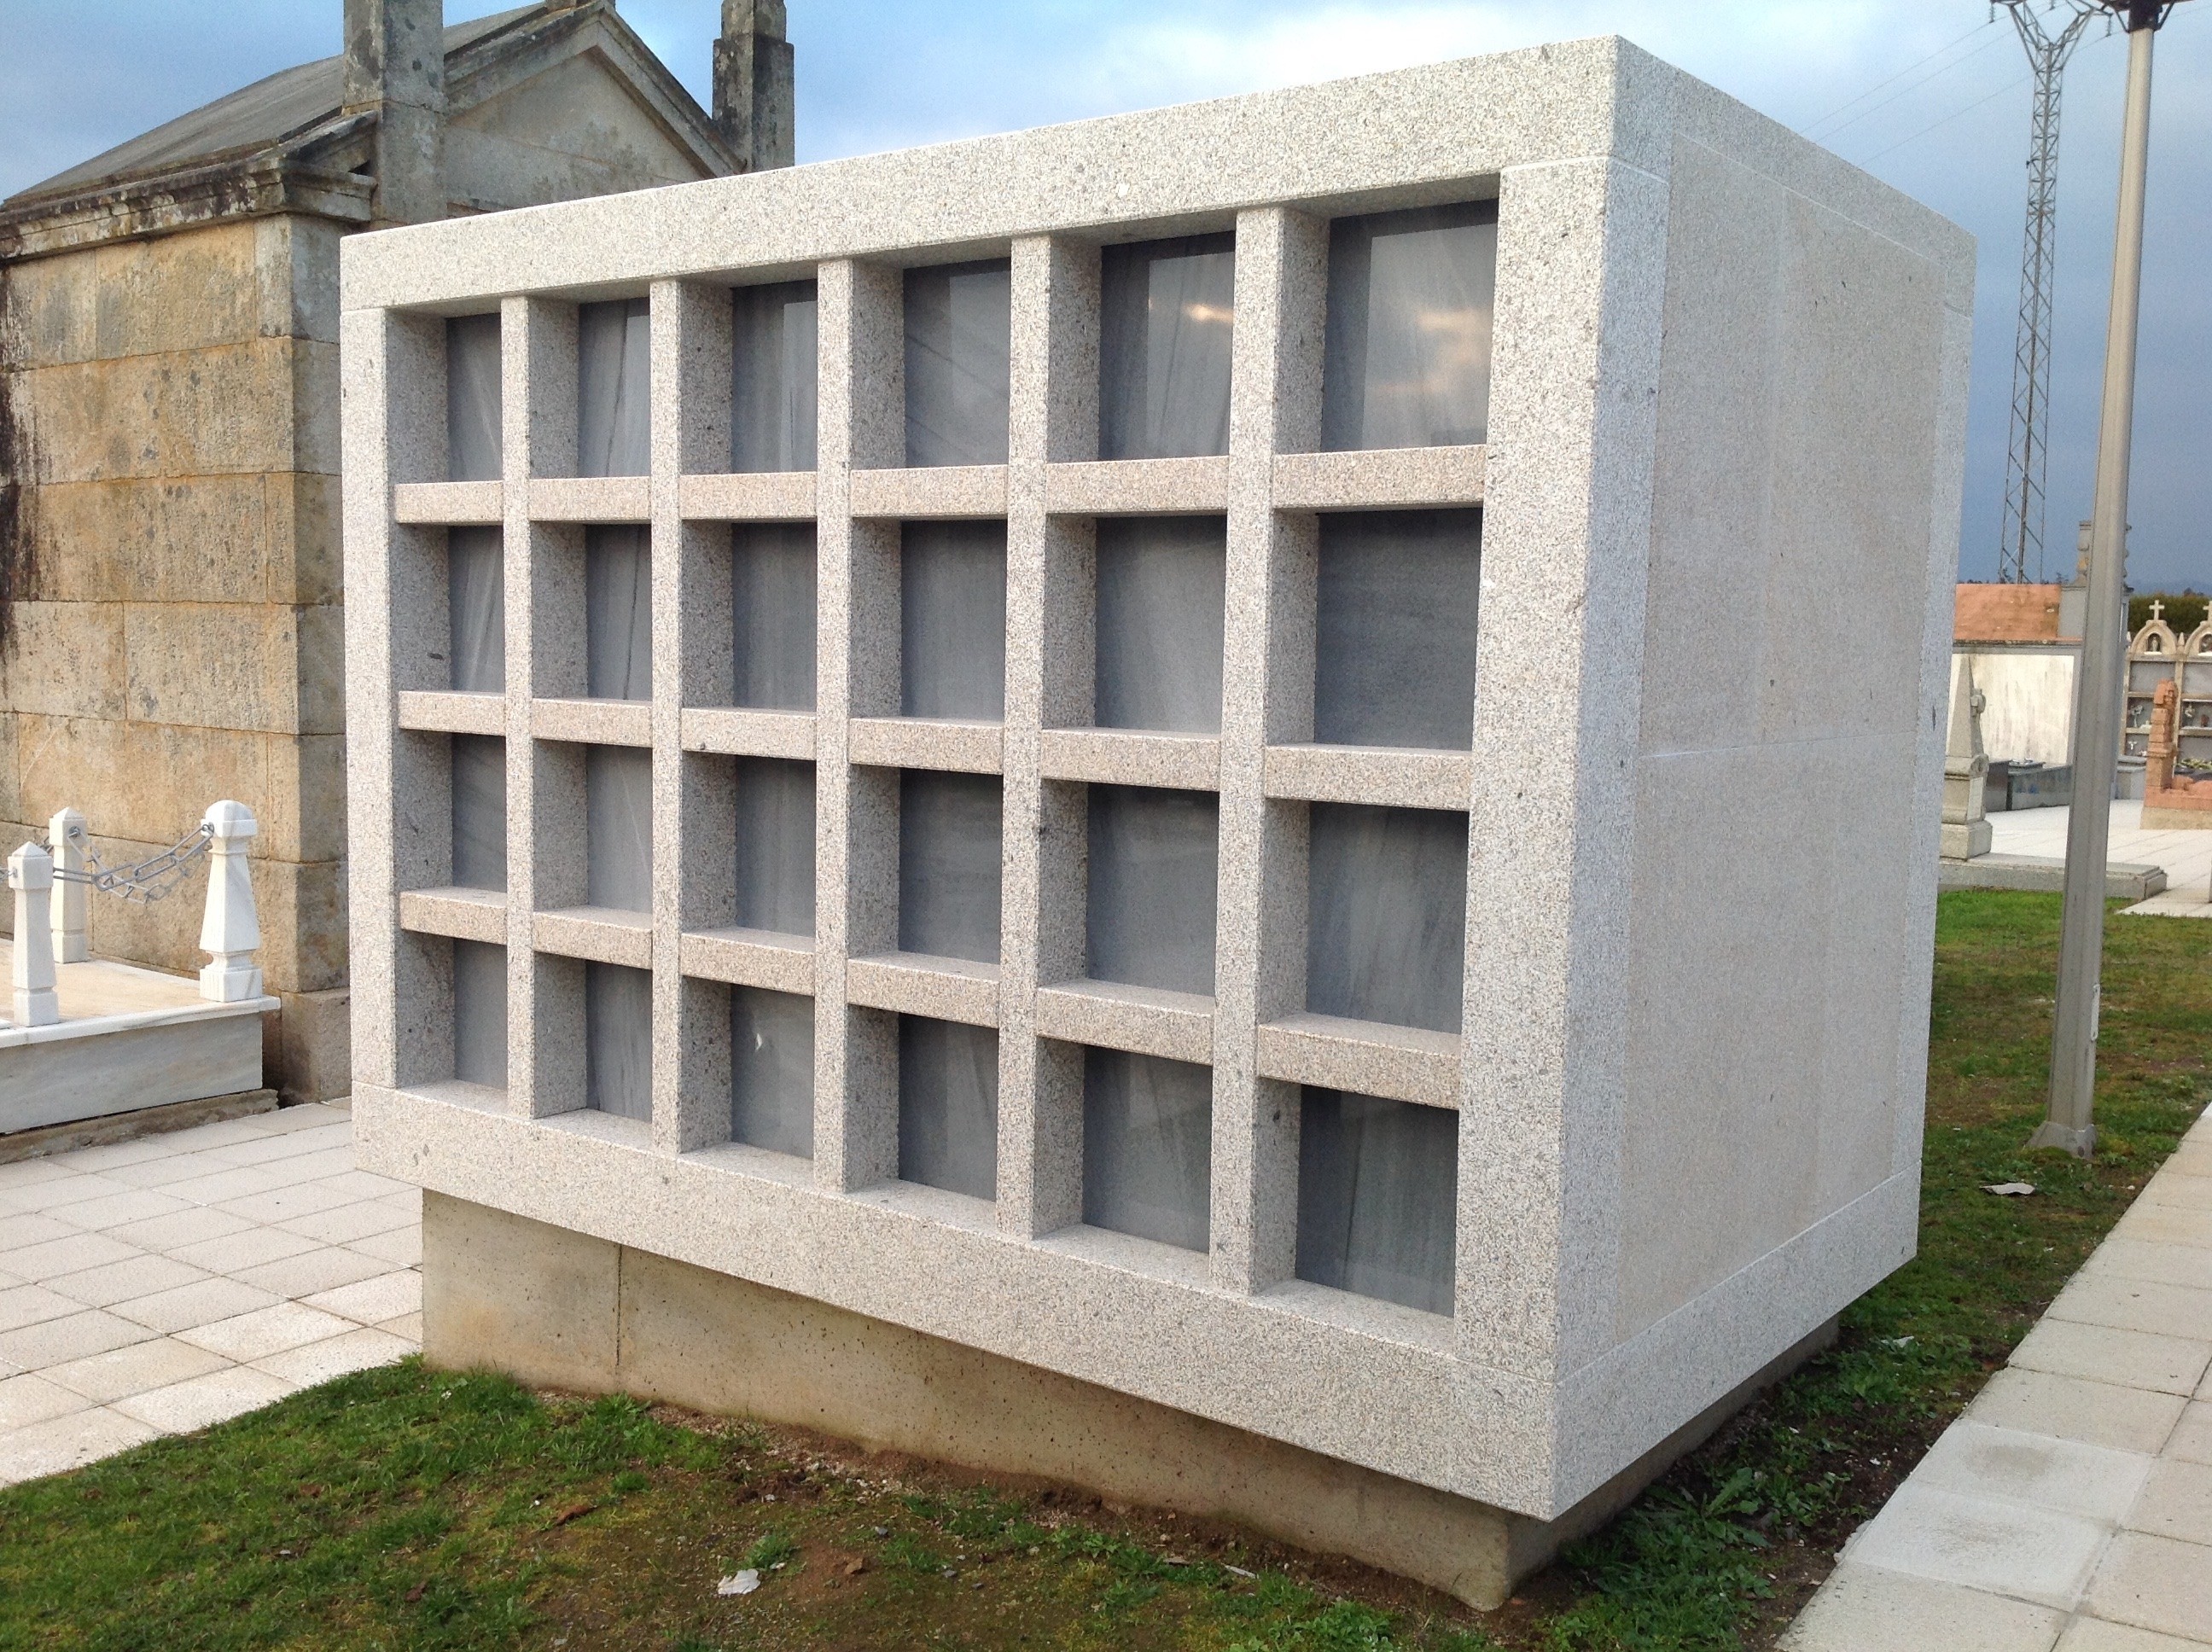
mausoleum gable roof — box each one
[9,8,534,207]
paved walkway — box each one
[1991,799,2212,916]
[1784,1108,2212,1649]
[0,1102,420,1486]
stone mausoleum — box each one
[0,0,794,1104]
[343,38,1972,1604]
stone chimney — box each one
[713,1,795,172]
[343,0,446,226]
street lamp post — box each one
[2035,0,2188,1156]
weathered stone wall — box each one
[0,214,348,1102]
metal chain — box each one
[53,823,213,904]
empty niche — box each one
[446,313,503,482]
[901,521,1006,719]
[899,771,1003,963]
[451,939,507,1088]
[731,279,819,473]
[1100,235,1235,460]
[1082,1048,1211,1252]
[731,986,813,1157]
[898,1015,998,1200]
[905,260,1010,467]
[1296,1088,1456,1314]
[1307,802,1467,1033]
[585,525,651,700]
[1086,785,1218,995]
[586,745,653,911]
[734,757,816,936]
[732,524,817,710]
[1322,201,1498,452]
[1094,516,1225,733]
[447,527,504,693]
[1314,510,1481,749]
[450,735,507,891]
[585,960,653,1120]
[578,298,650,476]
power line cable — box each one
[1809,25,2010,142]
[1802,15,1999,137]
[1858,69,2034,165]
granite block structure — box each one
[343,37,1974,1605]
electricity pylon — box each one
[1997,0,2098,585]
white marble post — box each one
[198,800,264,1003]
[47,807,88,963]
[9,842,60,1027]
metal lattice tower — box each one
[1998,0,2099,584]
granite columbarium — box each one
[341,38,1974,1606]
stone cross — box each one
[8,842,60,1027]
[48,807,88,963]
[198,800,264,1003]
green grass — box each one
[1,891,2203,1652]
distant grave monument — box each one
[343,39,1971,1606]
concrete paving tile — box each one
[0,1158,80,1190]
[46,1254,211,1310]
[0,1213,78,1251]
[112,1366,293,1434]
[0,1372,86,1429]
[151,1166,288,1206]
[212,1183,357,1226]
[2085,1238,2212,1294]
[249,1327,413,1387]
[2057,1619,2212,1652]
[151,1117,279,1152]
[2011,1318,2212,1398]
[378,1189,422,1219]
[39,1187,195,1232]
[211,1130,348,1167]
[53,1138,189,1173]
[2125,1458,2212,1547]
[0,1173,137,1214]
[311,1169,410,1201]
[2143,1173,2212,1213]
[0,1308,159,1371]
[0,1284,86,1334]
[101,1206,256,1252]
[246,1147,357,1188]
[0,1405,159,1486]
[2116,1207,2212,1249]
[108,1277,283,1335]
[0,1230,141,1283]
[230,1246,387,1299]
[376,1312,422,1343]
[2174,1404,2212,1466]
[1911,1422,2155,1524]
[1778,1562,2063,1652]
[245,1104,351,1136]
[280,1200,415,1245]
[1967,1370,2190,1457]
[97,1150,260,1190]
[2084,1533,2212,1641]
[1842,1483,2112,1611]
[43,1336,232,1405]
[347,1225,421,1269]
[2049,1275,2212,1342]
[166,1226,323,1276]
[178,1301,356,1363]
[304,1271,421,1327]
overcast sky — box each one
[1,0,2205,590]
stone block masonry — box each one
[345,37,1974,1601]
[0,216,346,1102]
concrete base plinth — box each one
[1939,820,1993,860]
[2139,804,2212,830]
[422,1193,1836,1609]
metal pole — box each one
[2036,3,2168,1156]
